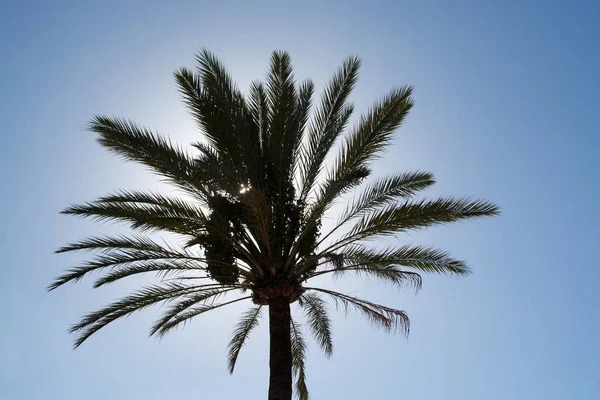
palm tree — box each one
[51,49,498,400]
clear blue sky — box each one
[1,0,598,399]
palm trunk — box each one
[268,297,292,400]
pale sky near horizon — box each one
[1,0,599,399]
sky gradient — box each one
[1,0,599,399]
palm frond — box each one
[265,50,299,195]
[50,235,194,290]
[92,260,206,288]
[330,86,413,181]
[151,296,252,338]
[173,66,204,123]
[176,66,247,184]
[247,81,270,152]
[315,171,436,247]
[198,50,261,182]
[97,190,206,218]
[338,171,435,224]
[61,193,261,276]
[299,56,361,201]
[63,189,206,234]
[61,200,203,234]
[51,258,201,291]
[342,244,468,275]
[299,293,333,357]
[301,86,414,227]
[195,48,238,106]
[300,243,469,289]
[306,287,409,336]
[290,317,309,400]
[292,79,315,181]
[307,263,423,292]
[227,305,263,373]
[150,288,240,337]
[89,116,205,198]
[55,234,177,254]
[339,197,500,246]
[69,283,210,348]
[176,59,262,189]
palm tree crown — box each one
[51,49,499,400]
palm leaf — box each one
[89,116,205,198]
[341,244,468,275]
[173,66,204,125]
[290,317,309,400]
[92,260,207,288]
[70,283,211,347]
[299,86,415,236]
[339,197,500,246]
[52,259,201,291]
[265,50,297,172]
[308,264,423,292]
[247,81,270,153]
[337,171,435,224]
[62,201,202,234]
[299,56,361,201]
[330,86,413,182]
[62,190,206,234]
[151,288,240,337]
[227,305,264,372]
[292,79,315,182]
[50,235,194,290]
[55,234,179,254]
[299,293,333,357]
[307,287,409,336]
[152,296,252,337]
[316,171,436,247]
[195,50,262,184]
[97,190,206,218]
